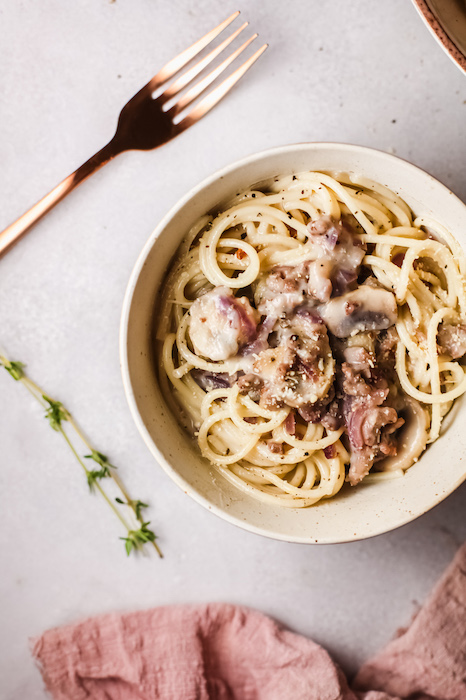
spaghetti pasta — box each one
[155,171,466,508]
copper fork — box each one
[0,12,267,257]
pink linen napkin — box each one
[32,543,466,700]
[353,540,466,699]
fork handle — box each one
[0,140,118,258]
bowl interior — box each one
[428,0,466,57]
[412,0,466,73]
[121,143,466,543]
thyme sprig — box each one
[121,522,157,556]
[85,450,114,491]
[0,354,162,558]
[115,497,148,520]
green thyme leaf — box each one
[120,522,157,556]
[123,537,134,556]
[87,466,111,491]
[114,497,148,521]
[135,522,157,544]
[3,360,25,381]
[120,535,133,555]
[84,449,115,469]
[43,396,69,431]
[132,500,148,520]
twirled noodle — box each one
[155,171,466,508]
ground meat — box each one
[297,386,335,423]
[344,396,402,484]
[340,359,404,485]
[237,373,264,402]
[342,362,373,397]
[251,316,334,410]
[256,258,332,316]
[377,417,405,456]
[191,370,237,391]
[376,327,399,368]
[284,411,296,435]
[320,398,344,431]
[343,346,374,372]
[257,262,310,318]
[265,265,307,295]
[392,252,405,267]
[254,216,366,321]
[266,440,284,454]
[323,444,337,459]
[253,345,295,406]
[360,406,399,447]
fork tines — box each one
[149,11,267,129]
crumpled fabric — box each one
[32,543,466,700]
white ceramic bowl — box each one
[120,143,466,544]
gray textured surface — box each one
[1,1,465,697]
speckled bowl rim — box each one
[412,0,466,74]
[120,142,466,545]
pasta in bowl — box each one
[156,171,466,508]
[121,143,466,542]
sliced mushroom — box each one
[377,396,429,472]
[189,286,258,361]
[437,323,466,360]
[319,287,398,338]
